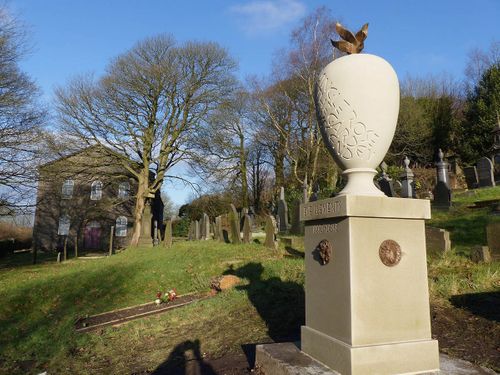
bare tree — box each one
[252,7,338,193]
[191,89,254,207]
[56,35,236,245]
[0,7,45,215]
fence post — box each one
[109,226,114,256]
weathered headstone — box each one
[463,166,479,189]
[486,222,500,260]
[194,220,200,240]
[264,215,278,250]
[163,219,172,248]
[494,154,500,184]
[303,179,309,203]
[310,183,319,202]
[242,214,252,243]
[201,213,210,240]
[220,214,230,243]
[377,161,394,197]
[432,149,451,209]
[153,221,159,246]
[425,226,451,256]
[399,156,414,198]
[471,246,492,263]
[229,204,241,244]
[277,187,289,233]
[290,199,304,235]
[476,157,495,187]
[187,221,194,240]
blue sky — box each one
[11,0,500,205]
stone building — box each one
[32,145,163,253]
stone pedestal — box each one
[300,195,439,375]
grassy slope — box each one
[0,241,304,374]
[0,186,499,374]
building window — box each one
[58,215,70,235]
[61,180,74,199]
[115,216,128,237]
[118,181,130,198]
[90,180,102,200]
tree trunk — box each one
[239,134,248,207]
[130,177,148,246]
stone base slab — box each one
[255,342,498,375]
[301,325,439,375]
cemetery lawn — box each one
[0,187,499,374]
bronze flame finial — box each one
[331,22,369,54]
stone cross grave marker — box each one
[477,157,495,187]
[290,199,304,235]
[463,166,479,189]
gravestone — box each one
[213,216,220,241]
[264,215,278,250]
[476,157,495,187]
[229,204,241,244]
[463,166,479,189]
[303,179,309,203]
[425,226,451,256]
[153,221,159,246]
[471,246,492,263]
[242,214,252,243]
[486,222,500,260]
[399,156,415,198]
[201,213,210,240]
[290,199,304,235]
[163,219,172,248]
[277,187,289,232]
[377,161,394,197]
[220,214,230,243]
[432,150,452,209]
[194,220,200,240]
[494,154,500,184]
[187,221,195,240]
[310,183,319,202]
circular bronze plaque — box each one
[379,239,402,267]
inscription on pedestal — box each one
[311,223,338,234]
[302,200,342,220]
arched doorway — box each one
[84,220,102,249]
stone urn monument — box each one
[299,23,440,374]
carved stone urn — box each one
[315,53,399,196]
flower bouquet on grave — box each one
[165,288,177,302]
[155,291,162,305]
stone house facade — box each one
[33,146,163,252]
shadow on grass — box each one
[0,263,135,373]
[450,291,500,323]
[224,262,304,342]
[284,246,304,258]
[0,250,57,269]
[152,339,217,375]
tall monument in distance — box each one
[299,22,439,374]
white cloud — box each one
[230,0,306,35]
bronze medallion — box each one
[379,239,402,267]
[317,239,332,265]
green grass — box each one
[429,186,500,256]
[0,241,304,374]
[1,188,499,374]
